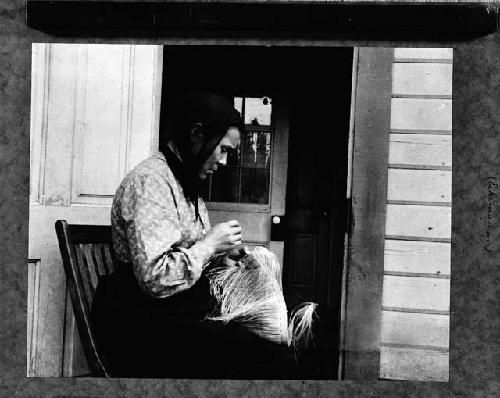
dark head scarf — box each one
[160,92,243,219]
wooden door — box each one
[28,43,163,376]
[281,47,354,378]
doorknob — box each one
[271,215,287,241]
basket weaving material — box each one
[206,246,317,347]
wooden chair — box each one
[55,220,115,377]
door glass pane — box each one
[210,167,239,203]
[240,167,270,204]
[201,96,273,205]
[242,131,272,168]
[244,97,272,126]
[233,97,243,115]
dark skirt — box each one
[91,263,300,379]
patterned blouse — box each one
[111,151,214,298]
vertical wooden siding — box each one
[380,48,452,381]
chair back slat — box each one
[86,244,101,291]
[55,220,114,377]
[74,244,94,317]
[93,244,107,277]
[103,244,116,274]
[65,243,90,323]
[82,244,99,295]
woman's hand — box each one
[202,220,242,253]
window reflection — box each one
[201,96,273,205]
[233,97,244,117]
[242,132,271,168]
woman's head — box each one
[195,126,241,180]
[168,92,243,180]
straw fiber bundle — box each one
[206,246,318,348]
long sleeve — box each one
[114,171,214,298]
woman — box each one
[91,92,298,378]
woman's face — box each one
[198,127,241,180]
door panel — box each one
[28,43,162,376]
[288,234,317,286]
[208,210,270,243]
[281,48,353,378]
[71,44,162,206]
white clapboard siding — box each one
[382,275,450,312]
[391,98,452,132]
[388,134,451,169]
[393,63,452,97]
[381,48,452,382]
[381,310,449,348]
[384,240,451,275]
[394,48,453,62]
[380,347,449,381]
[387,169,451,204]
[385,204,451,241]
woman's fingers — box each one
[232,233,242,243]
[226,235,241,246]
[231,226,242,234]
[226,220,241,233]
[225,220,241,235]
[207,220,242,247]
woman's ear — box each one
[189,122,204,145]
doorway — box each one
[161,46,353,378]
